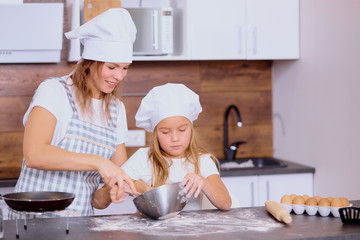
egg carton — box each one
[281,203,352,217]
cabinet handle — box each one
[238,26,242,55]
[252,27,257,56]
[266,180,270,201]
[251,181,255,207]
[152,10,159,50]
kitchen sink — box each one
[219,157,287,170]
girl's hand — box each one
[182,173,205,198]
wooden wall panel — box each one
[123,61,201,94]
[0,0,274,179]
[0,132,23,179]
[199,61,272,92]
[195,124,273,159]
[0,96,31,132]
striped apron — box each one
[10,77,119,218]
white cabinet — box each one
[184,0,299,60]
[185,0,246,60]
[222,173,313,207]
[246,0,299,59]
[128,0,299,61]
[222,176,257,207]
[257,173,313,205]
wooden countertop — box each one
[3,201,360,240]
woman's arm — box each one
[24,106,133,190]
[182,173,232,211]
[92,144,129,209]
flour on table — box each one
[90,209,281,236]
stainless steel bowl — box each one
[133,182,188,220]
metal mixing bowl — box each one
[133,182,188,220]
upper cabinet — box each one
[184,0,299,60]
[245,0,299,60]
[72,0,299,61]
[185,0,247,60]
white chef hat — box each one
[136,83,202,132]
[65,8,136,63]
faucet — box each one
[224,105,246,160]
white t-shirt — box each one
[122,147,219,210]
[23,77,128,146]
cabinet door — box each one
[221,176,258,207]
[186,0,246,60]
[246,0,299,59]
[258,173,314,206]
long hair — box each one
[148,124,219,187]
[68,59,122,123]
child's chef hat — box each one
[65,8,136,63]
[136,83,202,132]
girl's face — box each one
[156,116,192,159]
[89,62,131,99]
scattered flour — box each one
[90,209,281,236]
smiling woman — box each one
[9,8,138,219]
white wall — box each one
[272,0,360,200]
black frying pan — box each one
[0,191,75,212]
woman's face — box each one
[156,116,192,159]
[89,62,131,99]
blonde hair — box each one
[148,124,219,187]
[69,59,122,123]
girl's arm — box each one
[133,180,153,193]
[182,173,232,211]
[24,106,134,191]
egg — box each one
[293,196,305,205]
[290,194,297,201]
[302,194,310,201]
[339,197,350,207]
[331,198,343,207]
[327,197,334,203]
[314,195,321,203]
[305,197,318,206]
[280,194,292,204]
[318,198,331,207]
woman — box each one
[10,8,137,218]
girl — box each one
[10,8,137,218]
[112,83,232,210]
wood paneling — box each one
[0,132,23,178]
[83,0,122,23]
[123,61,201,94]
[0,0,273,179]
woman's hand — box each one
[182,173,206,198]
[98,161,136,201]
